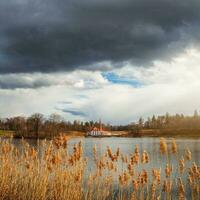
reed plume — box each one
[0,137,198,200]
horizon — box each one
[0,110,199,126]
[1,0,200,124]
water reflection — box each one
[10,136,200,166]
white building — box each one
[88,129,103,136]
[86,120,104,136]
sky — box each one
[1,0,200,124]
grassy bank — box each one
[1,130,85,139]
[1,129,200,139]
[64,131,85,137]
[127,128,200,138]
[0,137,199,199]
[0,130,14,137]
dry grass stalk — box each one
[0,137,199,200]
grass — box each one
[0,136,199,200]
[0,130,14,137]
[3,130,85,139]
[128,128,200,138]
[65,131,85,137]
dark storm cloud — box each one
[0,74,53,89]
[59,108,86,117]
[0,0,200,74]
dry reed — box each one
[0,137,199,200]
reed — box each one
[0,137,199,200]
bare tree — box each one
[27,113,44,138]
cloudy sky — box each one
[1,0,200,124]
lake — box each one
[11,136,200,173]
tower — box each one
[99,119,102,131]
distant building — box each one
[86,120,111,137]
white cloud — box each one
[0,70,108,89]
[1,47,200,124]
[81,47,200,123]
[114,47,200,85]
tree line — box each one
[0,113,113,138]
[0,111,200,138]
[135,110,200,130]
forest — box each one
[0,111,200,138]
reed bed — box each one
[0,137,199,200]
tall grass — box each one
[0,137,199,200]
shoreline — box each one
[2,135,200,140]
[1,129,200,140]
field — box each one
[0,137,199,200]
[128,129,200,138]
[0,130,14,137]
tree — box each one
[138,117,144,128]
[151,115,156,128]
[193,110,198,118]
[5,116,27,136]
[27,113,44,138]
[165,112,170,127]
[49,113,62,123]
[46,113,63,137]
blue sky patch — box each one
[102,72,143,87]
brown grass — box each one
[0,130,14,137]
[0,137,199,200]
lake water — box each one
[10,136,200,174]
[11,136,200,165]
